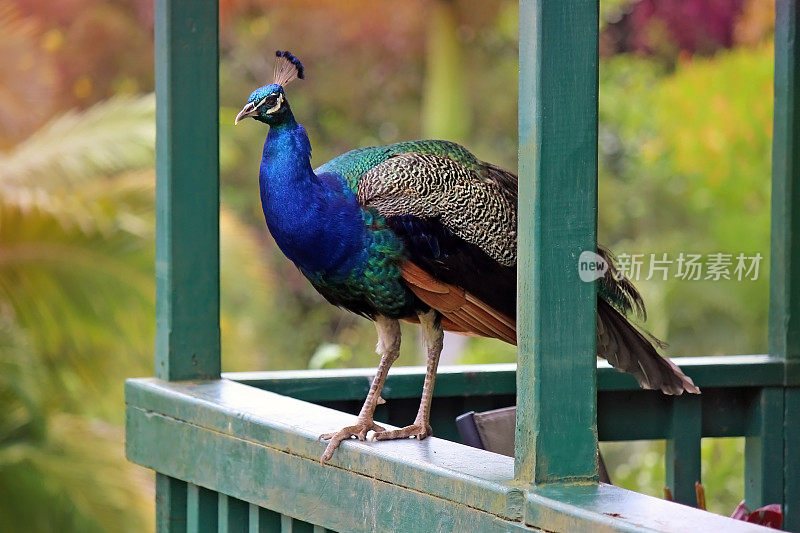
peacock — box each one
[235,51,700,464]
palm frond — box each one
[0,154,156,417]
[0,94,155,195]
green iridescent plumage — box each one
[302,207,416,319]
[315,139,481,193]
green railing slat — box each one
[517,0,599,484]
[187,484,218,533]
[154,0,220,381]
[248,505,280,533]
[218,494,249,533]
[784,390,800,531]
[157,474,188,533]
[525,484,760,533]
[745,387,785,509]
[227,355,795,401]
[665,395,702,506]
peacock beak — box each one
[234,102,257,125]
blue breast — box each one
[258,122,368,279]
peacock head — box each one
[235,50,304,127]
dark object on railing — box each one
[454,410,483,450]
[456,407,516,457]
[731,501,783,529]
[456,407,612,484]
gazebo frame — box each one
[126,1,800,531]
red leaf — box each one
[730,500,749,521]
[731,501,783,529]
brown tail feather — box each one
[401,262,516,344]
[597,299,699,395]
[402,260,699,395]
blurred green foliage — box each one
[601,437,745,516]
[598,43,773,356]
[594,42,773,515]
[0,0,778,529]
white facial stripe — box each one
[265,93,284,114]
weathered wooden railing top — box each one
[127,367,776,532]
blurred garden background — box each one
[0,0,777,530]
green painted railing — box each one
[126,0,800,531]
[225,355,797,508]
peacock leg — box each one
[319,315,400,463]
[374,310,443,441]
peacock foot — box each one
[319,419,386,464]
[371,422,433,441]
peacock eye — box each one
[264,95,279,108]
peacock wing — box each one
[353,146,518,343]
[356,151,518,267]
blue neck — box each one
[261,115,314,184]
[259,116,366,277]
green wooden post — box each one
[154,0,220,529]
[770,0,800,367]
[769,1,800,530]
[516,0,599,484]
[154,0,221,382]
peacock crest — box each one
[272,50,304,87]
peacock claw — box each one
[371,422,433,441]
[319,419,386,464]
